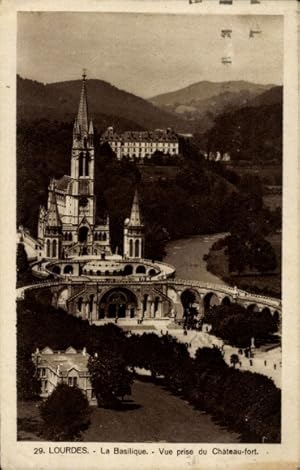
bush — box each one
[17,347,40,401]
[88,350,133,408]
[40,384,90,441]
[204,304,278,347]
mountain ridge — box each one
[17,75,189,132]
[150,80,277,105]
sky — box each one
[17,12,283,98]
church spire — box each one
[76,70,89,135]
[47,190,61,227]
[129,189,143,227]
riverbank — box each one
[164,234,229,285]
[204,234,281,298]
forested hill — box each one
[17,76,188,133]
[150,80,273,107]
[17,116,241,258]
[201,100,282,164]
[149,80,276,130]
[246,86,282,108]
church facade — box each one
[37,74,145,261]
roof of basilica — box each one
[55,175,72,192]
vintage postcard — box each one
[0,0,299,469]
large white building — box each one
[100,127,179,161]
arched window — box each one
[136,265,146,274]
[89,294,94,312]
[94,232,98,241]
[52,265,61,275]
[78,226,88,243]
[103,233,107,241]
[77,297,83,312]
[124,265,133,275]
[79,152,84,177]
[46,239,50,257]
[64,265,73,275]
[85,152,89,176]
[69,233,72,242]
[129,239,133,258]
[52,239,57,258]
[135,239,140,258]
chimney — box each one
[82,347,87,356]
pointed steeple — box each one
[88,120,94,134]
[76,70,89,135]
[129,189,143,227]
[47,190,61,227]
[73,117,80,133]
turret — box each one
[38,205,46,240]
[46,190,61,229]
[88,120,94,146]
[44,189,62,259]
[123,189,144,259]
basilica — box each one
[37,73,144,261]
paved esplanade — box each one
[82,380,240,443]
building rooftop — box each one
[54,175,72,192]
[33,347,90,377]
[101,128,178,143]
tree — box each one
[17,242,29,277]
[194,346,226,372]
[88,350,133,408]
[250,238,277,272]
[40,384,91,441]
[204,303,278,347]
[17,347,40,401]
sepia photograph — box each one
[0,1,299,469]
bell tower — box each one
[44,186,62,259]
[70,70,95,226]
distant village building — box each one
[204,151,231,162]
[177,132,193,140]
[32,346,97,405]
[100,127,179,161]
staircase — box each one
[67,287,87,303]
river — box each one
[164,233,228,285]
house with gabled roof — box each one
[32,346,97,405]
